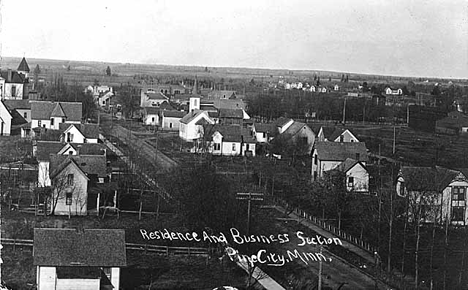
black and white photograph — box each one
[0,0,467,289]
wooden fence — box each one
[1,238,211,257]
[272,197,377,254]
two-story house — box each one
[317,126,360,142]
[0,57,30,100]
[311,141,368,181]
[396,166,468,225]
[34,228,126,290]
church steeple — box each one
[17,57,30,78]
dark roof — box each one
[50,103,66,118]
[33,228,126,267]
[36,141,64,161]
[205,124,242,142]
[59,123,100,139]
[145,107,160,115]
[4,99,31,110]
[218,108,244,119]
[208,90,236,99]
[49,154,107,178]
[65,143,106,155]
[254,123,274,133]
[31,101,82,122]
[37,129,63,141]
[314,141,368,162]
[328,128,345,141]
[335,158,363,173]
[0,70,28,83]
[163,110,185,118]
[17,57,30,72]
[399,166,460,191]
[143,91,169,100]
[275,117,293,128]
[320,126,336,139]
[282,121,311,137]
[212,98,245,110]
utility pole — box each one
[236,192,264,235]
[318,245,323,290]
[342,97,347,124]
[393,125,396,155]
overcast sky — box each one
[1,0,467,78]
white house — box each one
[334,158,369,193]
[204,124,242,156]
[49,154,107,216]
[140,89,170,107]
[317,127,360,142]
[36,141,65,187]
[161,110,185,131]
[385,87,403,96]
[396,166,468,225]
[179,110,214,141]
[60,123,99,143]
[34,228,126,290]
[98,91,114,107]
[312,141,368,181]
[31,101,82,129]
[275,117,294,134]
[334,84,340,91]
[143,107,161,126]
[0,58,30,100]
[0,100,12,136]
[253,123,274,143]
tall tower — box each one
[17,57,30,78]
[192,76,198,95]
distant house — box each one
[36,141,66,187]
[396,166,468,225]
[49,154,107,215]
[0,57,30,100]
[385,87,403,96]
[34,228,126,290]
[272,121,316,155]
[59,123,99,143]
[0,100,13,136]
[161,110,185,131]
[31,101,82,129]
[435,111,468,135]
[98,91,114,107]
[334,84,340,91]
[275,117,294,134]
[204,124,256,156]
[140,89,170,107]
[334,158,369,193]
[218,108,250,126]
[143,107,161,126]
[4,99,31,122]
[311,141,368,181]
[317,126,359,142]
[179,109,215,141]
[207,90,238,100]
[253,123,274,143]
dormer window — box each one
[51,118,54,126]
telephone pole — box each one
[236,192,264,235]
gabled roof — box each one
[254,123,274,133]
[162,110,186,118]
[58,143,106,156]
[145,107,160,115]
[212,98,245,110]
[17,57,30,72]
[208,90,236,99]
[143,91,169,100]
[49,154,107,178]
[218,108,244,119]
[205,124,242,143]
[319,126,336,139]
[399,166,460,192]
[275,117,292,127]
[281,121,311,137]
[34,228,126,267]
[31,101,82,121]
[335,158,365,173]
[36,141,64,161]
[4,99,31,110]
[0,101,13,120]
[314,141,368,162]
[50,103,66,118]
[59,123,99,139]
[180,109,213,125]
[0,70,28,83]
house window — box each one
[102,267,111,280]
[314,155,317,165]
[152,117,155,122]
[169,123,173,128]
[67,174,74,186]
[51,118,54,126]
[452,206,465,222]
[62,118,65,123]
[194,99,198,107]
[232,143,236,151]
[38,120,42,127]
[262,132,266,138]
[348,177,354,187]
[214,143,221,151]
[452,187,466,201]
[66,192,72,205]
[11,86,16,97]
[23,112,27,119]
[355,153,360,160]
[69,150,73,155]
